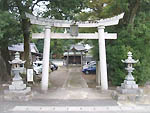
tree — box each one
[104,0,150,85]
[0,51,8,82]
[0,10,22,82]
[0,0,87,82]
[78,0,150,85]
[0,0,87,68]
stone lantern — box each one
[4,52,31,100]
[9,52,25,82]
[112,51,143,102]
[117,51,142,94]
[121,51,139,86]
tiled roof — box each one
[70,44,86,51]
[8,43,39,53]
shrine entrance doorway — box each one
[26,13,124,91]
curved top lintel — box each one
[25,12,124,28]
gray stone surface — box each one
[4,87,32,101]
[9,82,26,90]
[9,70,28,91]
[6,79,31,100]
[121,82,138,89]
[117,87,142,94]
[112,90,144,102]
[116,78,143,96]
[124,80,135,85]
[0,99,150,113]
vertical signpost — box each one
[27,69,33,82]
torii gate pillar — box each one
[41,26,51,91]
[98,26,108,90]
[25,12,124,91]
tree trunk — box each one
[15,1,32,69]
[21,18,32,69]
[129,0,140,26]
[0,0,9,10]
[1,45,11,75]
[0,50,10,83]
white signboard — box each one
[27,69,33,82]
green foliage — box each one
[107,10,150,85]
[0,10,22,81]
[43,0,87,20]
[78,0,150,86]
[0,10,22,47]
[105,7,150,85]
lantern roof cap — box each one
[9,52,26,64]
[121,51,139,64]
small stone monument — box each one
[4,52,31,100]
[112,51,143,101]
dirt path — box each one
[49,67,69,88]
[63,67,88,88]
[49,66,96,88]
[41,66,112,99]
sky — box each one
[33,1,49,16]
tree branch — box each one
[31,0,47,12]
[129,0,140,25]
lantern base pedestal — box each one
[4,87,32,101]
[116,86,143,94]
[9,80,27,90]
[112,79,143,102]
[4,79,32,101]
[112,90,143,102]
[116,80,142,94]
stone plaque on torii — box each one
[26,13,124,91]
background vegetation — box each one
[82,0,150,85]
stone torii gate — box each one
[26,13,124,91]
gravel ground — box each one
[49,66,70,88]
[82,73,96,88]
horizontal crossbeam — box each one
[26,13,124,27]
[32,33,117,40]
